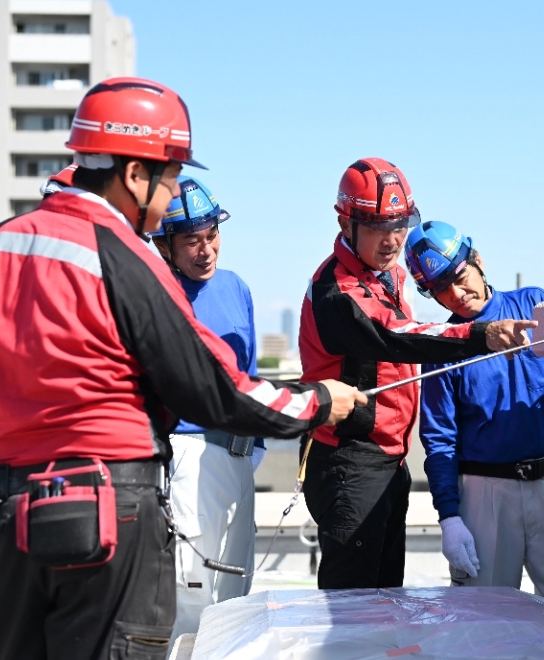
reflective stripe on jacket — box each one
[0,193,330,466]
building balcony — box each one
[9,34,91,64]
[10,1,92,15]
[8,86,88,109]
[8,131,73,155]
[7,177,47,200]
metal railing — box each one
[257,368,302,381]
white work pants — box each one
[168,434,255,640]
[450,474,544,593]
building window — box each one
[14,156,71,178]
[11,200,39,216]
[27,72,41,86]
[14,64,89,88]
[12,16,90,34]
[14,111,74,131]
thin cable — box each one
[362,338,544,397]
[159,432,316,578]
[240,431,315,578]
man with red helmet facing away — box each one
[299,157,536,590]
[0,77,366,660]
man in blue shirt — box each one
[405,221,544,591]
[151,176,265,639]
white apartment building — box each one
[0,0,135,218]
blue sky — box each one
[110,0,544,337]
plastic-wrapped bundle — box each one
[191,587,544,659]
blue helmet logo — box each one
[188,193,211,217]
[389,192,400,206]
[404,221,473,297]
[425,257,443,275]
[148,175,230,237]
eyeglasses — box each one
[351,208,420,232]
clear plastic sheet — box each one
[191,587,544,659]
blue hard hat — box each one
[404,221,473,297]
[150,175,230,236]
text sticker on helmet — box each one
[104,122,169,138]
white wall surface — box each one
[9,34,91,63]
[9,1,92,15]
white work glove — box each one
[440,516,480,578]
[250,446,266,473]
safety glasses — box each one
[351,207,421,232]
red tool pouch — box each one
[16,459,117,568]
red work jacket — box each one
[299,234,488,455]
[0,193,330,466]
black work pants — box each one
[303,438,411,589]
[0,484,175,660]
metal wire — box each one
[241,432,315,578]
[362,338,544,397]
[161,337,544,577]
[159,433,315,578]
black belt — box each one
[459,457,544,481]
[179,431,255,457]
[0,459,164,500]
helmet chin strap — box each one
[164,233,186,278]
[350,220,359,255]
[112,156,166,238]
[432,295,452,311]
[472,262,491,301]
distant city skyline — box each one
[281,308,295,350]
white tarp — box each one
[191,587,544,659]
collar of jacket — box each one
[37,190,196,313]
[39,191,139,234]
[61,187,132,229]
[37,192,167,268]
[332,232,406,289]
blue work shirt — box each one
[420,286,544,520]
[173,269,263,446]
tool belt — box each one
[0,458,163,569]
[182,430,255,457]
[459,457,544,481]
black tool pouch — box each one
[16,459,117,569]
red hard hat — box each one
[66,77,206,169]
[335,158,420,229]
